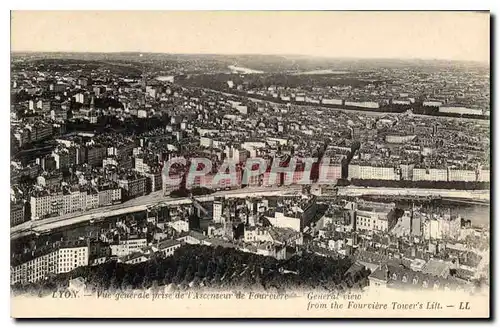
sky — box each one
[11,11,490,63]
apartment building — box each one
[57,243,90,274]
[10,203,25,227]
[11,241,89,285]
[110,238,148,257]
[349,164,399,180]
[30,190,63,219]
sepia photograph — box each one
[9,10,491,318]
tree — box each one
[121,273,131,290]
[13,244,372,295]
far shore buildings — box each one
[29,184,122,220]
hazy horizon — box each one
[9,50,489,63]
[11,11,490,63]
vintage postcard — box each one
[10,11,490,318]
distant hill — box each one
[11,52,489,75]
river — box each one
[228,65,264,74]
[292,69,350,75]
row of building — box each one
[11,240,90,285]
[29,185,122,220]
[348,163,490,182]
